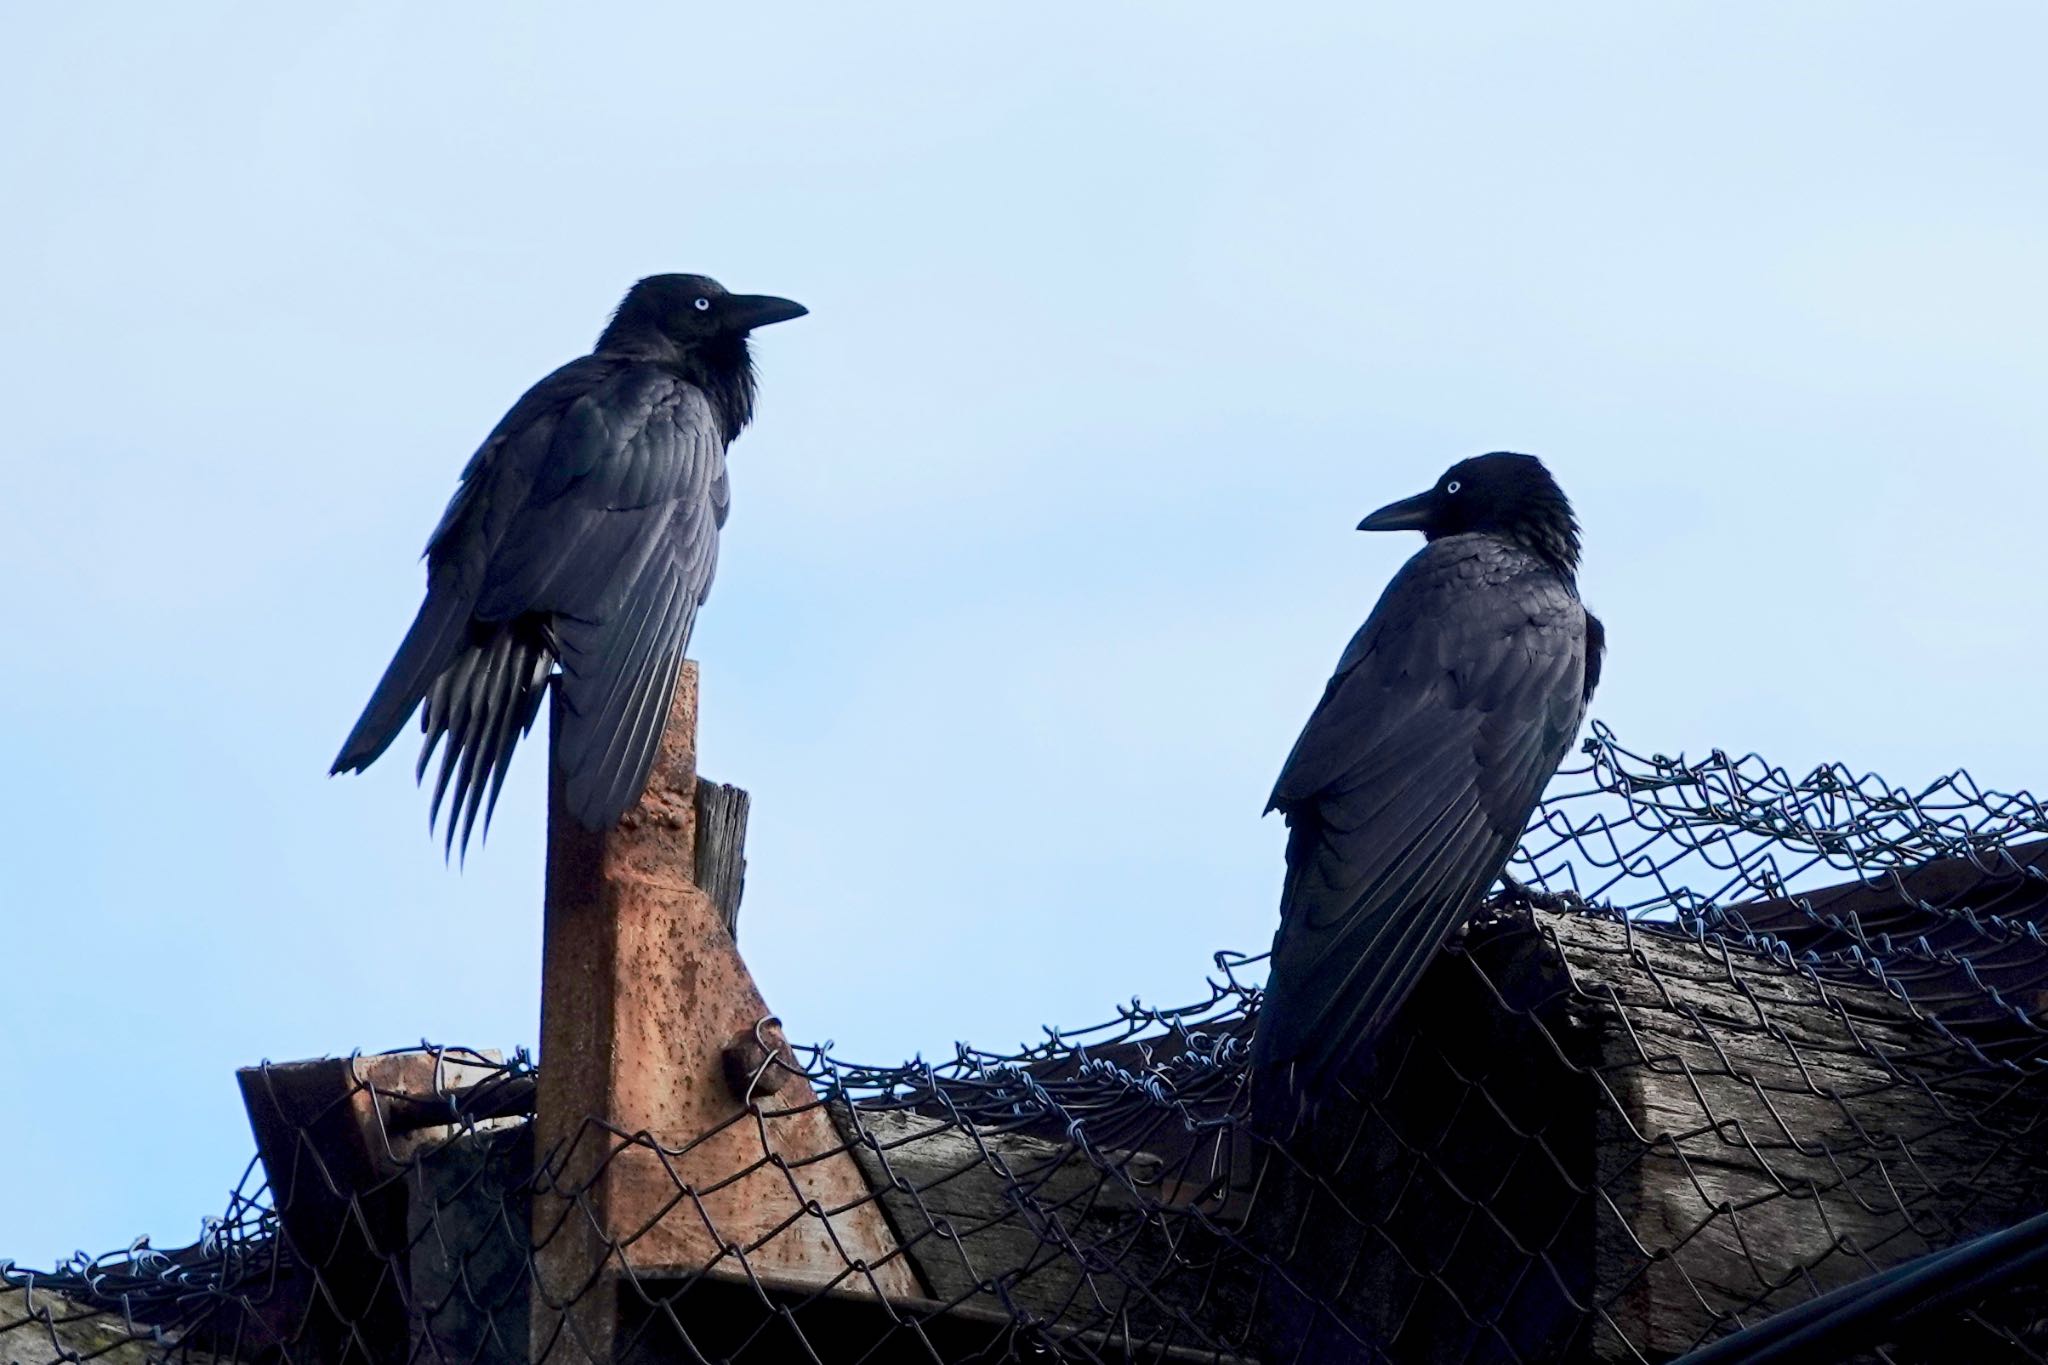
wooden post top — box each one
[529,664,915,1362]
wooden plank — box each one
[0,1289,229,1365]
[407,1124,533,1365]
[1553,914,2048,1361]
[833,1103,1265,1357]
[837,1106,1140,1318]
[238,1049,510,1363]
[692,780,749,939]
[1709,836,2048,1036]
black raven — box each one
[1252,452,1603,1119]
[331,275,807,855]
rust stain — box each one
[530,662,916,1348]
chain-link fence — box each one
[6,724,2047,1364]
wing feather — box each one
[537,391,725,831]
[334,354,730,853]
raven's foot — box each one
[1495,874,1589,923]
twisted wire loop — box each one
[6,729,2048,1363]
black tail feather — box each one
[478,648,553,840]
[336,589,555,861]
[421,622,554,861]
[332,587,471,775]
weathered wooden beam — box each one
[1552,913,2048,1361]
[238,1050,512,1364]
[381,1070,536,1136]
[838,1106,1147,1321]
[529,664,915,1365]
[691,780,749,939]
[408,1123,533,1365]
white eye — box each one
[693,297,711,311]
[1446,480,1462,494]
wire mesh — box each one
[6,725,2047,1364]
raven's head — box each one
[597,274,807,439]
[602,274,807,353]
[1358,452,1580,573]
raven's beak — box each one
[724,294,809,331]
[1357,489,1437,533]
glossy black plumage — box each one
[1252,453,1603,1118]
[331,275,806,856]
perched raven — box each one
[1252,453,1603,1121]
[331,275,807,855]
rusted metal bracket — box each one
[721,1017,800,1102]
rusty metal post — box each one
[529,663,913,1364]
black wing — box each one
[463,368,725,830]
[332,357,620,783]
[1253,538,1591,1104]
[333,358,727,845]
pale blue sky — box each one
[3,3,2045,1266]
